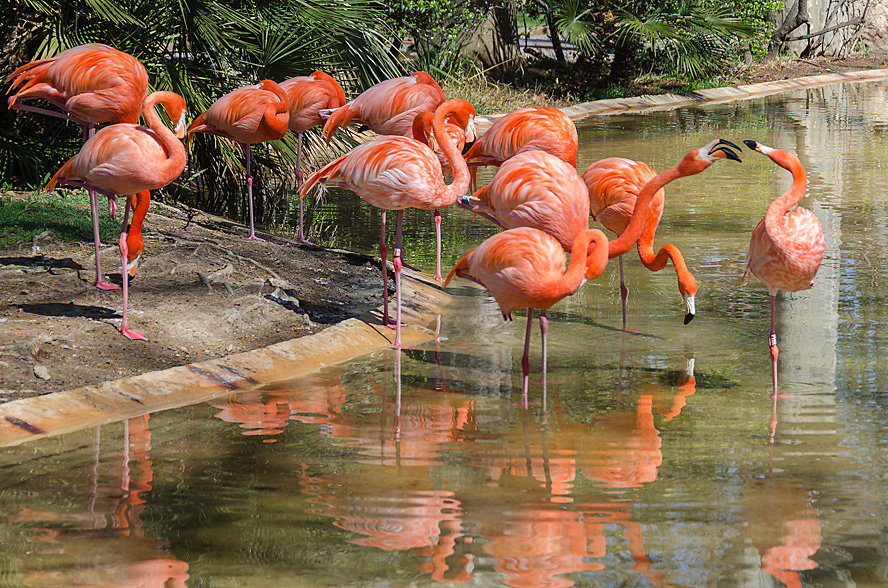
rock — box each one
[34,365,51,380]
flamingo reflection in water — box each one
[745,477,821,588]
[211,372,347,442]
[12,416,190,586]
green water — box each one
[2,81,888,586]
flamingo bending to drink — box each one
[45,91,188,340]
[7,43,149,290]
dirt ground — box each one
[0,200,389,400]
[2,55,886,400]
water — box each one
[3,81,888,586]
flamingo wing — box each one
[466,107,578,167]
[281,72,346,133]
[582,157,664,235]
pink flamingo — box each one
[457,150,589,251]
[7,43,149,290]
[463,106,578,189]
[743,140,825,402]
[583,156,698,328]
[186,80,289,240]
[279,71,346,244]
[446,227,609,401]
[446,140,741,397]
[45,91,188,340]
[300,99,477,348]
[412,109,475,281]
[320,71,445,141]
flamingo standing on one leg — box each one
[412,109,475,281]
[583,156,698,328]
[742,140,824,412]
[300,99,477,348]
[456,150,589,251]
[447,140,741,398]
[44,91,188,340]
[445,227,609,402]
[7,43,149,290]
[187,80,289,240]
[463,106,578,189]
[320,71,444,141]
[279,71,346,244]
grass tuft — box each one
[0,190,120,248]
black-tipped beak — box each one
[461,140,475,155]
[743,139,759,151]
[715,138,742,152]
[714,147,741,163]
[684,312,694,325]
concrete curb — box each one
[476,68,888,129]
[0,269,449,447]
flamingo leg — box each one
[619,256,628,330]
[540,310,549,411]
[768,294,779,442]
[392,210,405,349]
[521,308,533,407]
[295,132,315,245]
[380,210,395,328]
[243,145,264,241]
[434,208,443,282]
[8,101,80,123]
[82,123,119,291]
[118,195,146,340]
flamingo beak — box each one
[126,254,140,277]
[707,139,742,162]
[743,139,774,155]
[175,111,187,139]
[683,293,696,324]
[462,117,477,154]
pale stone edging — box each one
[476,68,888,128]
[0,270,449,448]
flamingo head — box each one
[125,234,144,277]
[742,139,774,155]
[680,278,698,324]
[310,71,347,107]
[438,99,477,151]
[679,139,741,175]
[159,92,187,139]
[258,79,289,104]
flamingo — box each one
[300,99,477,348]
[742,140,825,404]
[446,139,741,397]
[456,150,589,251]
[445,227,609,401]
[412,109,475,281]
[44,91,188,340]
[279,71,346,244]
[583,156,697,328]
[186,80,289,240]
[462,106,578,189]
[7,43,149,290]
[320,71,445,141]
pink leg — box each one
[380,211,395,328]
[118,196,146,340]
[768,294,780,442]
[8,101,80,123]
[619,256,628,330]
[295,132,315,245]
[243,146,264,241]
[434,209,443,282]
[540,310,549,411]
[82,124,118,290]
[521,308,533,407]
[392,210,405,349]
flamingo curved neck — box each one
[609,166,681,258]
[763,150,807,256]
[261,84,290,138]
[142,92,186,185]
[126,190,151,260]
[553,229,608,301]
[433,104,470,207]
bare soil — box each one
[3,55,886,401]
[0,199,387,400]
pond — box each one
[2,80,888,586]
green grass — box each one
[0,190,121,248]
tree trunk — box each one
[609,36,639,85]
[533,0,566,64]
[491,0,521,73]
[768,0,811,56]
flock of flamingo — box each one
[6,43,826,399]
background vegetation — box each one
[1,0,783,237]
